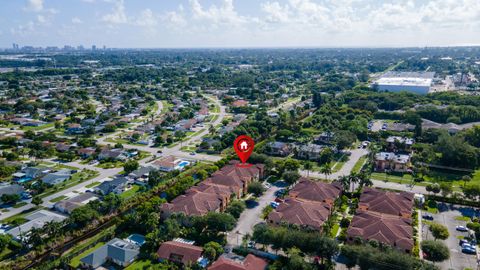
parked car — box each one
[456,225,468,232]
[247,241,256,248]
[270,202,279,208]
[190,152,196,155]
[263,183,271,189]
[462,247,477,255]
[422,214,434,220]
[459,239,469,246]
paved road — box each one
[227,185,280,246]
[422,204,479,270]
[301,148,368,180]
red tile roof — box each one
[232,100,248,107]
[161,189,225,216]
[268,198,331,230]
[347,210,414,251]
[157,241,203,265]
[288,178,342,205]
[358,187,414,217]
[209,254,268,270]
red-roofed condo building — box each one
[160,161,264,217]
[346,187,415,253]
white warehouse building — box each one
[373,71,435,94]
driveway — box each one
[421,204,479,270]
[227,185,280,246]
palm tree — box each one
[303,161,313,177]
[357,171,373,189]
[320,164,332,181]
[348,172,360,192]
[338,175,350,192]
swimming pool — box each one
[16,177,33,183]
[177,161,190,168]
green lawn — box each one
[21,122,54,131]
[69,242,104,268]
[39,170,99,199]
[0,248,12,261]
[371,172,414,184]
[50,195,67,203]
[85,181,100,188]
[12,202,28,208]
[96,161,124,169]
[120,185,140,199]
[1,206,43,225]
[352,156,367,173]
[125,259,157,269]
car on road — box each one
[263,183,271,189]
[456,225,468,232]
[422,213,434,220]
[190,152,196,155]
[89,160,99,165]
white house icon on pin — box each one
[239,141,249,151]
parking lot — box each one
[421,203,479,270]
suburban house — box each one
[295,144,326,160]
[54,193,99,214]
[98,148,128,161]
[265,141,292,157]
[346,210,414,253]
[157,239,207,267]
[288,178,342,207]
[0,183,25,198]
[374,152,411,172]
[314,132,335,145]
[267,197,331,231]
[358,187,414,218]
[79,235,145,268]
[94,177,131,195]
[7,210,67,241]
[77,147,96,158]
[41,169,73,185]
[128,165,157,185]
[208,254,268,270]
[386,136,414,152]
[152,156,190,172]
[231,100,248,108]
[23,166,50,179]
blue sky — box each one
[1,0,480,48]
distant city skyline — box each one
[1,0,480,48]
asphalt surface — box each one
[227,185,280,246]
[421,204,479,270]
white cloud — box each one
[134,9,157,27]
[25,0,43,12]
[189,0,249,27]
[102,0,128,24]
[72,17,83,24]
[37,15,46,23]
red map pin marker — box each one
[234,135,254,166]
